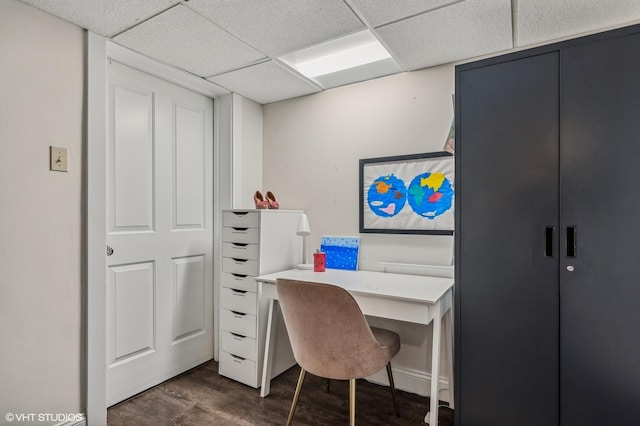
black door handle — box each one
[565,226,576,258]
[544,227,554,257]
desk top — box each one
[255,268,454,305]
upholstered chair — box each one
[276,278,401,425]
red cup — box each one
[313,252,326,272]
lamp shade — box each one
[296,213,311,236]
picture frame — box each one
[359,151,454,235]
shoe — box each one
[266,191,279,209]
[254,191,268,209]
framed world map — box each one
[359,151,454,235]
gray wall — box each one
[0,0,84,420]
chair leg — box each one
[349,378,356,426]
[287,368,306,426]
[386,363,400,417]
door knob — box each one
[107,245,114,256]
[566,265,574,272]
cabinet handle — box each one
[231,354,245,362]
[231,227,248,233]
[565,226,577,258]
[232,212,249,216]
[231,289,247,295]
[232,258,248,264]
[544,226,555,257]
[230,332,246,340]
[231,243,248,249]
[231,310,246,317]
[231,273,247,280]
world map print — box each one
[367,172,454,219]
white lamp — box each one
[296,213,312,269]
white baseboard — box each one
[366,366,451,403]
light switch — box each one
[50,146,68,172]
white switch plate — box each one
[50,146,68,172]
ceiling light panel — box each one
[114,5,265,77]
[281,31,390,77]
[208,61,320,104]
[349,0,461,27]
[516,0,640,47]
[375,0,512,71]
[280,30,402,88]
[185,0,364,57]
[21,0,180,37]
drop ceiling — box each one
[20,0,640,104]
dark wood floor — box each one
[108,360,454,425]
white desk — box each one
[255,268,454,426]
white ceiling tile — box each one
[516,0,640,47]
[349,0,461,27]
[21,0,179,37]
[113,5,265,77]
[185,0,365,57]
[375,0,512,71]
[208,61,320,104]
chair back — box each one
[276,278,391,380]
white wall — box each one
[263,65,455,398]
[0,0,84,421]
[232,94,263,209]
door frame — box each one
[86,32,232,424]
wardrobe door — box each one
[456,52,560,426]
[561,31,640,425]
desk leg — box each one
[260,298,277,398]
[442,301,454,410]
[426,300,442,426]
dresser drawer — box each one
[222,242,259,260]
[222,257,259,276]
[221,287,257,314]
[221,272,257,292]
[219,351,257,387]
[220,308,257,338]
[220,330,257,361]
[222,211,259,228]
[222,226,260,244]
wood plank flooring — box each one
[107,360,454,425]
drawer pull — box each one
[231,289,248,295]
[232,212,249,217]
[231,354,246,362]
[231,227,249,233]
[232,258,248,264]
[231,332,246,340]
[231,310,246,317]
[231,243,248,248]
[232,273,248,280]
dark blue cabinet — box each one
[455,25,640,426]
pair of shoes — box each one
[254,191,279,209]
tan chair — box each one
[276,278,401,425]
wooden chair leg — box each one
[386,363,400,417]
[349,378,356,426]
[287,368,306,426]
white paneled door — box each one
[106,61,213,406]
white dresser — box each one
[219,209,301,387]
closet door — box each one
[561,31,640,425]
[456,52,560,426]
